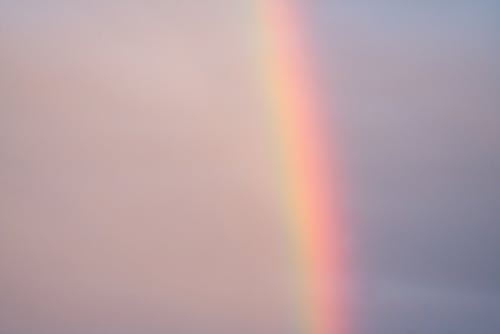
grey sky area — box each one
[312,1,500,333]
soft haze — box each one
[0,1,499,334]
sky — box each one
[311,1,500,333]
[0,3,295,333]
[0,1,499,334]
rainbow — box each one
[254,1,345,333]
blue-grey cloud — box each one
[312,1,500,333]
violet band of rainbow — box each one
[254,1,346,333]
